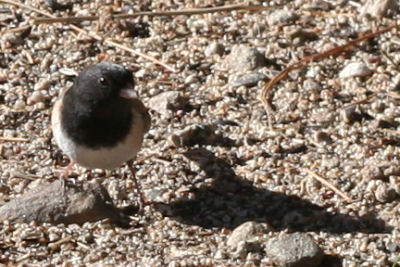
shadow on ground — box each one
[155,148,392,234]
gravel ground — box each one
[0,0,400,266]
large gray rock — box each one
[0,180,128,225]
[265,233,323,267]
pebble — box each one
[265,233,323,267]
[27,91,44,105]
[286,28,318,44]
[390,177,400,196]
[34,79,51,91]
[204,42,225,57]
[361,0,398,17]
[107,180,127,200]
[392,74,400,91]
[372,119,397,129]
[267,9,299,26]
[384,165,400,177]
[232,240,263,260]
[0,32,23,49]
[224,45,268,72]
[169,124,218,147]
[227,221,272,250]
[13,99,25,110]
[231,72,268,87]
[59,67,79,77]
[341,106,363,124]
[148,91,188,117]
[375,182,396,203]
[303,79,321,91]
[339,62,372,79]
[184,74,198,85]
[314,131,332,144]
[302,0,333,11]
[361,165,385,180]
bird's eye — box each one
[99,77,108,86]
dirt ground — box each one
[0,0,399,266]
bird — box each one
[51,62,151,209]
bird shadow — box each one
[155,148,392,234]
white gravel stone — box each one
[339,62,372,79]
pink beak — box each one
[119,85,138,99]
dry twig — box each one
[261,23,398,113]
[303,168,352,202]
[0,0,176,72]
[0,136,29,142]
[33,4,268,24]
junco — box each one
[52,62,151,209]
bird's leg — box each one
[57,161,75,197]
[127,159,147,211]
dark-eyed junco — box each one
[52,62,151,208]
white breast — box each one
[52,100,145,170]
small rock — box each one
[268,9,299,26]
[314,130,332,144]
[183,148,236,180]
[265,233,323,267]
[341,106,363,124]
[303,79,322,91]
[372,119,397,129]
[27,91,44,105]
[232,240,263,260]
[148,91,188,117]
[170,123,233,147]
[107,180,127,200]
[205,42,225,57]
[303,0,333,11]
[0,13,14,23]
[392,74,400,91]
[387,242,399,252]
[375,182,396,203]
[46,0,73,11]
[361,165,386,180]
[361,0,398,17]
[0,183,10,194]
[34,79,51,91]
[13,99,25,110]
[1,32,23,49]
[214,250,227,260]
[231,72,269,87]
[59,67,79,77]
[390,177,400,195]
[287,28,318,44]
[370,100,386,113]
[384,165,400,177]
[0,69,7,83]
[224,45,268,72]
[184,74,198,84]
[227,221,272,250]
[339,62,372,79]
